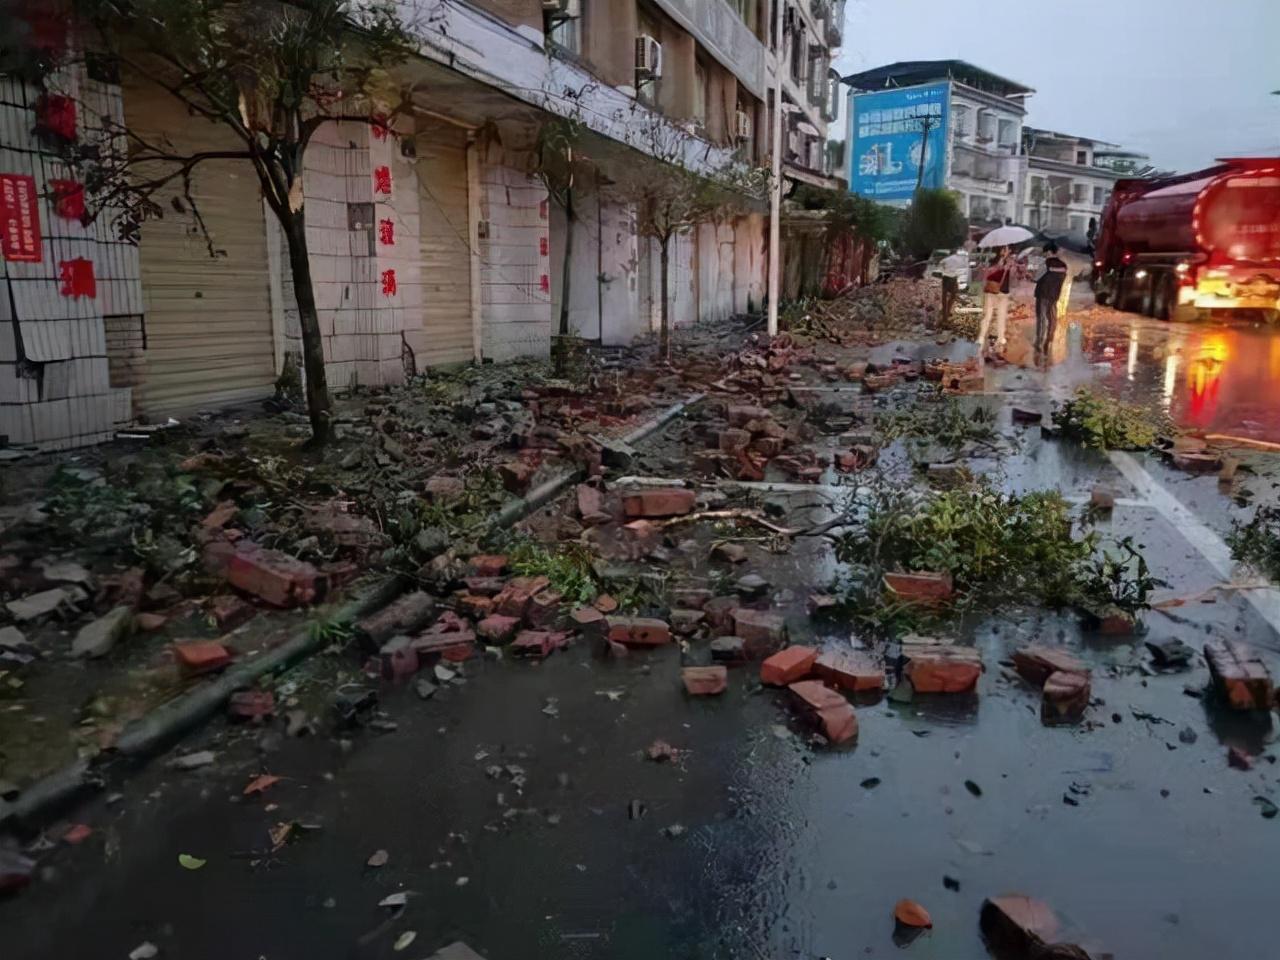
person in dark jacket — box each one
[1033,242,1068,366]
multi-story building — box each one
[0,0,842,449]
[843,60,1033,225]
[1022,128,1150,245]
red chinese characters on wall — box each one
[50,179,86,221]
[0,173,42,262]
[380,269,397,297]
[371,114,389,141]
[59,258,96,299]
[539,236,548,257]
[373,165,392,195]
[378,218,394,246]
[35,93,76,142]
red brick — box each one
[902,639,982,694]
[593,594,618,614]
[1041,670,1090,725]
[202,540,234,575]
[750,436,785,457]
[493,575,551,619]
[718,428,751,454]
[672,587,712,609]
[735,449,766,481]
[606,616,672,647]
[355,591,436,647]
[441,641,476,662]
[703,596,739,632]
[1012,645,1089,687]
[623,488,696,519]
[788,680,858,744]
[457,593,494,619]
[622,519,659,556]
[470,555,509,577]
[210,594,255,631]
[980,896,1060,957]
[569,605,606,639]
[477,614,521,644]
[727,404,768,427]
[1204,640,1274,710]
[682,665,728,695]
[227,543,325,608]
[525,589,563,628]
[500,459,536,493]
[760,645,818,686]
[814,650,884,693]
[883,571,953,605]
[173,640,231,676]
[512,630,563,659]
[847,361,868,381]
[424,475,465,500]
[202,500,238,529]
[464,577,506,597]
[228,689,276,721]
[306,502,381,548]
[135,612,167,632]
[732,608,787,655]
[576,484,609,524]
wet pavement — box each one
[4,303,1280,960]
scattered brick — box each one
[1041,671,1090,725]
[980,896,1060,957]
[760,645,817,686]
[569,605,606,640]
[62,824,93,845]
[623,488,697,519]
[732,607,787,655]
[670,609,706,636]
[902,638,982,694]
[173,640,231,677]
[718,428,751,454]
[788,680,858,744]
[500,459,537,493]
[228,689,277,721]
[593,594,619,614]
[477,614,521,644]
[228,543,325,608]
[355,591,436,647]
[424,475,466,500]
[493,575,551,619]
[702,596,739,632]
[711,542,748,564]
[576,484,609,523]
[1090,485,1116,510]
[470,555,509,577]
[1012,645,1089,687]
[202,500,238,530]
[135,612,167,632]
[210,594,255,632]
[457,593,494,619]
[682,665,728,696]
[671,587,712,609]
[709,636,747,662]
[883,570,954,605]
[1204,639,1274,710]
[464,577,506,597]
[606,616,672,647]
[727,404,768,427]
[814,650,885,693]
[750,436,785,457]
[512,630,567,659]
[525,589,563,628]
[306,502,382,548]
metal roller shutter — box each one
[122,72,275,415]
[413,120,473,366]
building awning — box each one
[794,121,820,138]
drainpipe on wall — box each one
[766,0,785,337]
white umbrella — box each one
[978,225,1035,248]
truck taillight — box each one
[1093,260,1102,269]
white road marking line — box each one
[1108,450,1280,637]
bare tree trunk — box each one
[659,235,671,361]
[558,191,575,337]
[281,209,332,444]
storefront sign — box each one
[849,82,951,202]
[1,173,43,262]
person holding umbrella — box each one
[977,245,1016,361]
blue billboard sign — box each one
[849,82,950,201]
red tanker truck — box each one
[1092,157,1280,322]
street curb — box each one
[0,390,706,832]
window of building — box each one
[789,8,805,84]
[1028,208,1041,229]
[546,9,580,55]
[1092,185,1104,205]
[997,119,1016,149]
[727,0,757,32]
[952,106,969,137]
[693,60,709,128]
[1076,149,1088,165]
[1070,215,1086,234]
[1073,183,1087,203]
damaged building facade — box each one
[0,0,843,450]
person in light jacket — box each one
[977,246,1014,361]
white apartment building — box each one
[1022,128,1151,245]
[843,60,1032,221]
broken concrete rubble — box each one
[355,591,436,648]
[980,895,1061,957]
[731,608,786,655]
[70,605,133,658]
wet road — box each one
[5,306,1280,960]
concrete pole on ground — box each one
[766,0,785,338]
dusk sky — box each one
[833,0,1280,173]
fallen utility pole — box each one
[766,0,784,338]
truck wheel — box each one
[1094,287,1111,307]
[1153,275,1176,321]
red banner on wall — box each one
[1,173,43,262]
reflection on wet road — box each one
[1029,303,1280,445]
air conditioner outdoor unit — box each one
[635,35,663,79]
[734,110,752,141]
